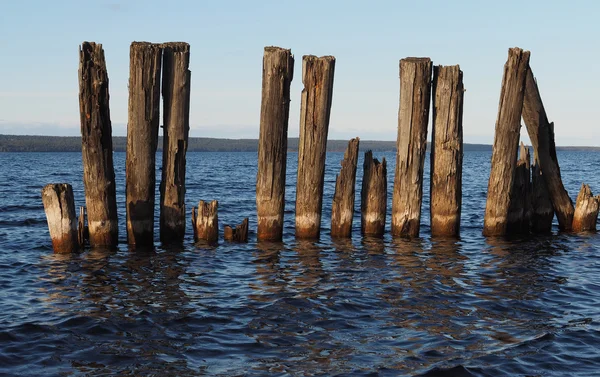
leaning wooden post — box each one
[483,47,530,237]
[572,184,600,232]
[256,46,294,241]
[224,218,249,242]
[531,158,554,233]
[392,57,432,238]
[42,184,79,254]
[361,151,387,237]
[160,42,191,243]
[522,67,574,230]
[331,137,360,238]
[191,200,218,243]
[78,42,119,247]
[295,55,336,239]
[430,65,464,237]
[507,143,532,233]
[126,42,162,246]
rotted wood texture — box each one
[331,137,360,238]
[361,151,387,237]
[192,200,218,244]
[572,184,599,232]
[224,218,249,242]
[42,184,79,254]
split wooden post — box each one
[507,143,532,233]
[430,65,464,237]
[224,218,249,242]
[483,47,530,237]
[361,151,387,237]
[572,184,600,232]
[191,200,218,243]
[331,137,360,238]
[256,46,294,241]
[78,41,119,247]
[392,57,432,238]
[42,184,79,254]
[295,55,336,239]
[77,206,87,247]
[126,42,162,246]
[531,158,554,233]
[522,67,574,230]
[160,42,191,243]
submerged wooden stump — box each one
[295,55,336,239]
[507,143,532,234]
[256,46,294,241]
[78,41,118,247]
[392,57,432,238]
[361,151,387,237]
[224,218,249,242]
[483,47,530,236]
[572,184,599,232]
[42,184,79,254]
[531,158,554,233]
[430,65,464,237]
[192,200,218,243]
[331,138,360,238]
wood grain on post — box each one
[392,57,432,238]
[483,47,530,237]
[361,151,387,237]
[531,158,554,233]
[430,65,464,237]
[191,200,218,243]
[295,55,336,239]
[331,137,360,238]
[507,143,532,234]
[42,184,79,253]
[572,184,600,232]
[522,67,574,230]
[256,46,294,241]
[160,42,191,243]
[224,218,249,242]
[126,42,162,246]
[77,206,87,248]
[78,42,119,247]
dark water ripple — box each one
[1,151,600,376]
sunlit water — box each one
[1,150,599,376]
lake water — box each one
[1,150,599,376]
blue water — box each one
[1,150,599,376]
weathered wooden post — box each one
[77,206,87,247]
[42,184,79,253]
[78,41,119,247]
[430,65,464,237]
[191,200,218,243]
[522,67,574,230]
[295,55,336,239]
[507,143,532,233]
[361,151,387,237]
[256,46,294,242]
[224,218,249,242]
[160,42,191,243]
[531,158,554,233]
[331,137,360,238]
[483,47,530,236]
[126,42,162,246]
[572,184,600,232]
[392,57,432,238]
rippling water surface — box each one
[1,150,599,376]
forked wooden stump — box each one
[361,151,387,237]
[42,184,79,254]
[331,137,360,238]
[224,218,249,242]
[572,184,600,232]
[192,200,218,244]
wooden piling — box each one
[572,184,600,232]
[160,42,191,243]
[331,137,360,238]
[126,42,162,246]
[430,65,464,237]
[191,200,218,243]
[256,46,294,241]
[77,206,87,248]
[361,151,387,237]
[392,57,432,238]
[224,218,249,242]
[42,184,79,253]
[522,67,574,230]
[483,47,530,237]
[507,143,532,234]
[295,55,336,239]
[78,42,118,247]
[531,158,554,233]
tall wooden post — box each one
[295,55,336,239]
[331,137,360,238]
[522,67,574,230]
[126,42,162,246]
[572,184,600,232]
[507,143,532,233]
[361,151,387,237]
[191,200,218,244]
[256,46,294,242]
[430,65,464,237]
[531,158,554,233]
[392,57,432,238]
[483,47,530,237]
[160,42,191,243]
[42,184,79,254]
[78,42,118,247]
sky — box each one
[0,0,598,145]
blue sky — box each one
[0,0,598,145]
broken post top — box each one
[79,42,106,65]
[303,55,336,61]
[162,42,190,51]
[264,46,291,54]
[400,57,431,64]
